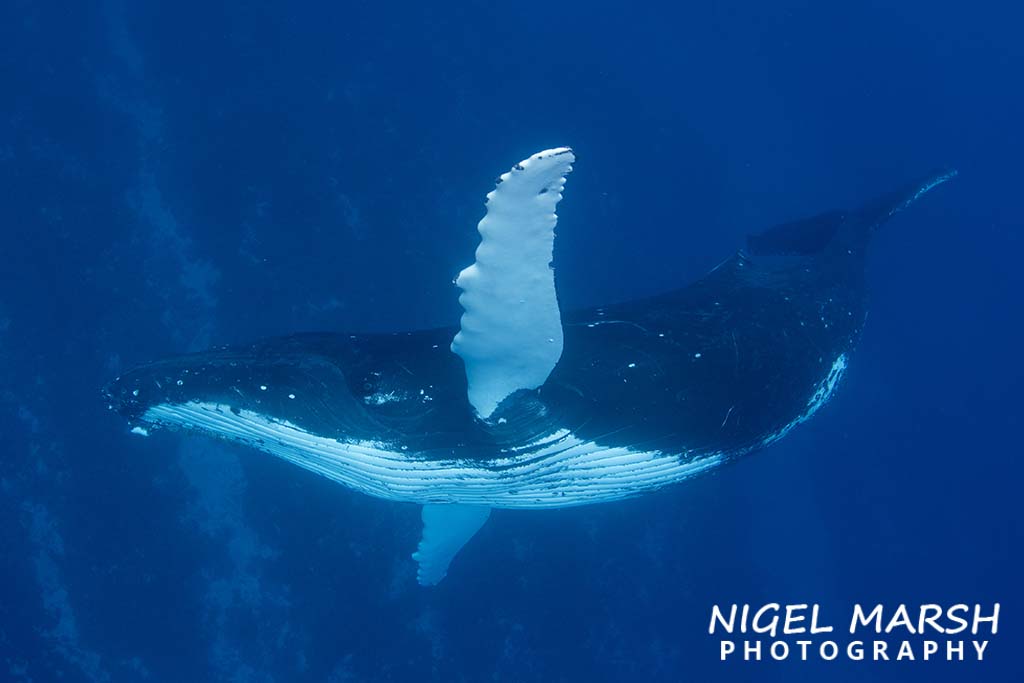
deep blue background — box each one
[1,1,1020,681]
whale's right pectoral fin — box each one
[412,504,491,586]
[451,147,575,419]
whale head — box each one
[102,335,374,440]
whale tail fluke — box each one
[747,168,957,257]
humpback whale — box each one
[104,148,955,585]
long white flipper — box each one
[412,504,491,586]
[451,147,575,418]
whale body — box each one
[104,148,955,584]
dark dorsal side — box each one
[748,169,958,259]
[747,210,848,256]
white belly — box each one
[144,401,725,509]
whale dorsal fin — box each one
[412,504,491,586]
[451,148,575,418]
[747,210,848,256]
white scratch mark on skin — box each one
[575,319,651,333]
[720,405,734,429]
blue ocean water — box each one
[1,1,1020,681]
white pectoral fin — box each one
[451,147,574,418]
[412,504,491,586]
